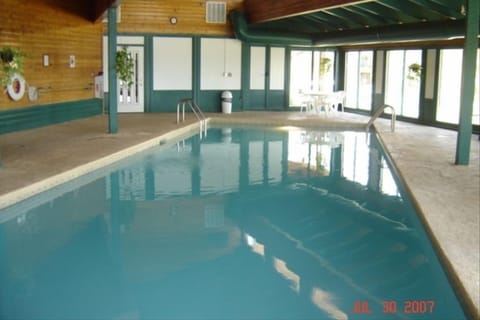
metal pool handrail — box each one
[366,104,396,132]
[176,98,207,138]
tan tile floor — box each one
[0,111,478,318]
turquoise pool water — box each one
[0,126,467,319]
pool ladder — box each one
[177,98,208,139]
[366,104,396,133]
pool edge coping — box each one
[373,124,479,320]
[0,122,201,211]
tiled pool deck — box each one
[0,112,478,318]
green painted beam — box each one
[272,16,327,33]
[313,19,465,46]
[455,0,479,165]
[329,7,378,28]
[356,2,405,23]
[340,5,394,26]
[381,0,449,21]
[107,7,118,134]
[334,49,345,91]
[192,36,201,103]
[406,0,464,19]
[370,1,419,23]
[429,0,465,14]
[301,15,337,32]
[143,35,153,112]
[309,11,360,30]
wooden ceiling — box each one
[38,0,474,46]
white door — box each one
[118,46,144,113]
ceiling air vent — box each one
[206,1,226,24]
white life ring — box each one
[6,73,26,101]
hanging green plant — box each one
[320,57,332,75]
[0,47,25,86]
[407,62,422,81]
[115,47,134,87]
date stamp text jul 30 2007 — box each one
[352,300,435,315]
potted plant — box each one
[407,63,422,81]
[115,47,134,87]
[320,57,332,75]
[0,47,25,86]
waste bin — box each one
[94,74,103,99]
[221,91,232,114]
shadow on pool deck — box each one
[0,111,478,317]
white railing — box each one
[366,104,396,132]
[177,98,207,138]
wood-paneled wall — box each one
[0,0,103,110]
[0,0,244,112]
[109,0,244,35]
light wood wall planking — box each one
[108,0,244,35]
[0,0,244,111]
[0,0,103,110]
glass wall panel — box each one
[345,51,373,111]
[385,50,421,118]
[313,51,335,92]
[437,49,480,125]
[345,52,359,109]
[289,50,336,107]
[289,50,313,106]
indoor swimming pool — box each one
[0,126,468,319]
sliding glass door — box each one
[289,50,335,107]
[384,50,422,118]
[345,51,373,111]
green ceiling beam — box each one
[310,11,361,29]
[329,7,378,27]
[292,16,332,32]
[429,0,465,13]
[306,12,343,28]
[341,5,395,25]
[301,15,337,32]
[376,0,425,22]
[313,18,465,46]
[356,2,408,23]
[455,0,479,165]
[406,0,464,19]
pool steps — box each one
[176,98,208,139]
[367,104,396,132]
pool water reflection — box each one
[0,127,467,319]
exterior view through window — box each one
[345,51,373,111]
[289,50,335,107]
[385,50,422,118]
[437,49,480,125]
